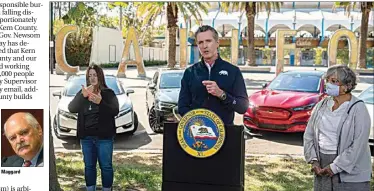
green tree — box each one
[98,15,119,29]
[337,48,350,65]
[221,2,282,66]
[62,2,96,66]
[108,2,144,39]
[62,2,96,27]
[108,2,129,35]
[137,2,210,68]
[334,2,373,69]
[313,47,325,65]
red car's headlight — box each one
[292,103,316,111]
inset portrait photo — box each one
[1,109,44,167]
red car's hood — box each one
[250,89,321,108]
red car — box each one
[244,71,326,133]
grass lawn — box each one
[56,152,374,191]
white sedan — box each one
[52,74,138,138]
[358,85,374,155]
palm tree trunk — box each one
[167,3,178,68]
[358,2,372,69]
[246,3,256,66]
[119,6,123,36]
[58,2,61,19]
[222,25,225,37]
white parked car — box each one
[358,85,374,155]
[52,74,138,138]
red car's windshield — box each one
[268,73,322,93]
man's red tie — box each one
[24,160,32,167]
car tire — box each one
[148,107,163,133]
[127,112,139,135]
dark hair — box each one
[86,64,108,90]
[195,25,219,41]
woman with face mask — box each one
[68,64,119,191]
[303,65,371,191]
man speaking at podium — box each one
[178,25,249,124]
[1,112,43,167]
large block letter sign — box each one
[231,29,239,65]
[117,27,146,78]
[180,28,187,69]
[55,25,79,75]
[276,29,296,76]
[328,29,358,71]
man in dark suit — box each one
[1,112,43,167]
[178,25,249,125]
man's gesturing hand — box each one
[202,80,224,97]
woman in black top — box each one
[68,64,119,191]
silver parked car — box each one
[146,69,184,133]
[358,85,374,156]
[52,74,138,138]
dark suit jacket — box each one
[1,147,43,167]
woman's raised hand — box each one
[82,85,94,98]
[88,91,102,104]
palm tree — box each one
[334,2,373,69]
[221,2,282,66]
[138,2,210,68]
[108,2,130,36]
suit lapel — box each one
[36,147,43,166]
[13,156,24,167]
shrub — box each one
[65,27,93,67]
[313,47,326,65]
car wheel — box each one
[53,116,62,139]
[148,107,163,133]
[127,112,139,135]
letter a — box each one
[117,27,146,78]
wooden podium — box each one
[162,122,245,191]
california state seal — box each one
[177,109,225,158]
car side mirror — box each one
[149,83,156,90]
[126,89,135,96]
[52,91,61,99]
[262,83,268,89]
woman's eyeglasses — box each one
[326,78,340,84]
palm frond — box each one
[221,2,245,13]
[137,2,164,26]
[332,2,357,17]
[177,2,209,23]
